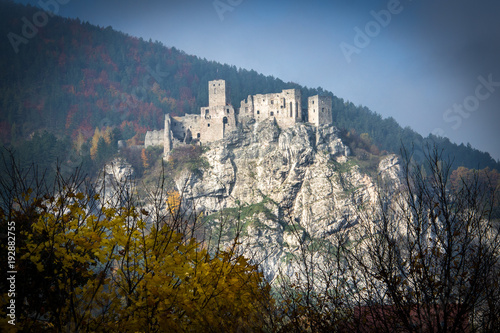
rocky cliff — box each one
[170,119,402,281]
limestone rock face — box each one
[174,120,402,281]
[377,153,404,198]
[104,158,135,183]
[378,153,402,182]
[96,158,135,207]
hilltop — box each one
[0,1,499,176]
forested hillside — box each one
[1,1,498,174]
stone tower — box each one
[308,95,332,126]
[209,79,229,107]
[198,80,237,143]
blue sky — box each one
[13,0,500,160]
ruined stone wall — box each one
[277,88,302,128]
[321,96,333,125]
[239,95,255,123]
[170,115,200,143]
[198,105,237,143]
[144,130,164,148]
[241,88,301,129]
[170,117,186,141]
[163,115,172,158]
[182,115,200,135]
[308,95,332,126]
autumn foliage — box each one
[1,149,499,332]
[0,162,271,332]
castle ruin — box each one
[145,79,332,157]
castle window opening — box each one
[270,112,274,116]
[197,133,200,138]
[289,102,292,117]
[322,108,325,113]
[257,110,260,114]
[205,109,209,114]
[227,109,230,114]
[271,100,274,105]
[207,123,210,127]
[223,117,228,124]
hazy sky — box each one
[13,0,500,160]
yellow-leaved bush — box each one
[0,189,272,332]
